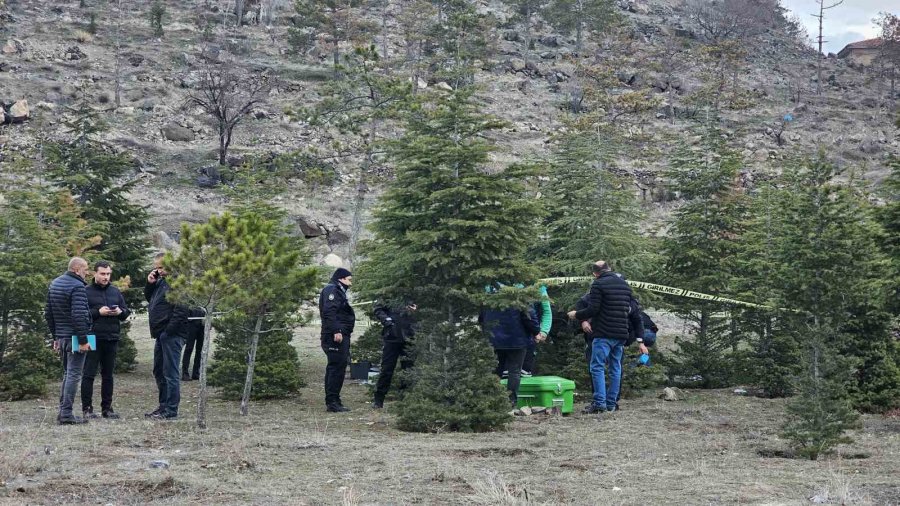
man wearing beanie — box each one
[318,268,355,412]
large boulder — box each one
[297,216,326,238]
[323,253,343,268]
[9,100,29,123]
[1,39,23,55]
[161,123,195,142]
[152,230,179,251]
[538,35,560,47]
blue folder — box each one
[71,334,97,352]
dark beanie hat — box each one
[332,267,352,281]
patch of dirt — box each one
[450,447,534,458]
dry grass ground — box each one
[1,324,898,505]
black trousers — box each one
[81,339,118,412]
[522,345,537,374]
[495,348,527,404]
[374,340,413,403]
[322,336,350,407]
[182,324,204,379]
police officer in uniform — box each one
[318,268,355,412]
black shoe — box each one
[582,404,606,414]
[372,400,384,409]
[191,374,200,381]
[83,408,100,419]
[102,410,120,419]
[149,412,177,420]
[58,416,88,425]
[144,407,163,418]
[326,404,351,412]
[181,373,192,381]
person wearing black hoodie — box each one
[82,261,131,419]
[372,300,417,409]
[319,268,355,412]
[144,253,190,420]
[181,308,205,381]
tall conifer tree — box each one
[661,127,748,388]
[357,88,542,432]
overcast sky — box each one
[780,0,897,54]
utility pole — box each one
[812,0,843,97]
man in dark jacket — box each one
[567,261,634,414]
[181,309,205,381]
[45,257,93,425]
[82,261,130,419]
[372,300,417,409]
[480,301,541,406]
[319,268,355,412]
[144,253,189,420]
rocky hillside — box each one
[1,0,897,265]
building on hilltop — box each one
[837,38,884,66]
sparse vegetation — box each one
[149,0,165,37]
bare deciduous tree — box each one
[874,12,900,100]
[812,0,843,97]
[113,0,124,108]
[185,63,273,166]
[687,0,779,44]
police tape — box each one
[538,276,783,311]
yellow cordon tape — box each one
[538,276,784,311]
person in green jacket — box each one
[522,285,552,375]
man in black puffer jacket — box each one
[45,257,93,425]
[567,261,634,414]
[319,268,355,412]
[82,261,131,420]
[144,253,190,420]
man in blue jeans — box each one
[567,261,635,414]
[144,253,190,420]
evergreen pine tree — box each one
[357,88,543,432]
[395,324,512,432]
[543,0,618,52]
[167,212,300,427]
[46,93,150,373]
[767,156,900,413]
[0,331,58,401]
[499,0,547,64]
[734,182,800,398]
[534,132,651,277]
[661,127,748,388]
[782,335,859,460]
[875,155,900,316]
[206,208,318,414]
[45,92,152,304]
[209,313,305,401]
[0,159,98,398]
[425,0,493,88]
[289,0,376,75]
[114,321,138,373]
